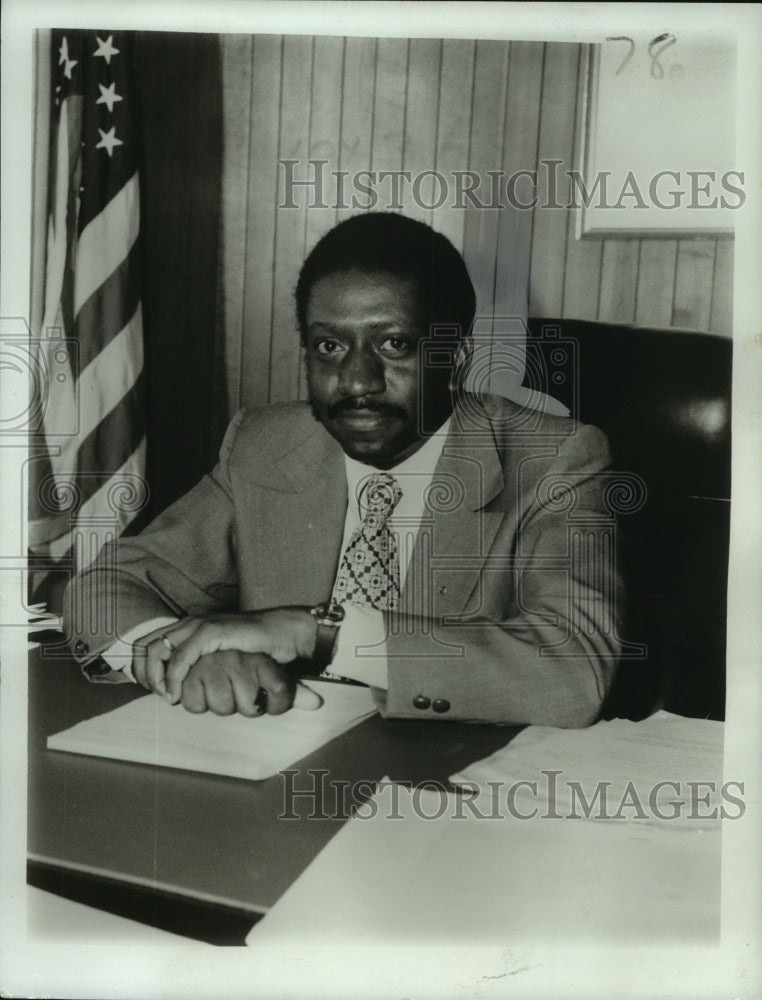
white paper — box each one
[451,710,727,826]
[47,680,377,781]
[247,778,721,946]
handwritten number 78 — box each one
[605,34,677,77]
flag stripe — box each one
[32,437,147,561]
[74,240,142,372]
[73,172,140,315]
[76,369,146,491]
[41,100,73,333]
[76,303,143,442]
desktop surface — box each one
[28,647,521,925]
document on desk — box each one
[247,774,721,945]
[450,709,726,823]
[47,681,377,781]
[247,712,724,944]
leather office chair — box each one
[523,318,732,721]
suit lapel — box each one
[402,399,506,618]
[252,418,348,604]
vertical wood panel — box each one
[240,35,282,410]
[431,39,475,252]
[221,33,736,412]
[303,33,346,241]
[635,239,678,328]
[462,42,507,391]
[672,239,716,331]
[464,40,511,324]
[220,35,253,415]
[469,40,510,172]
[529,43,579,318]
[499,39,544,314]
[561,45,603,323]
[270,36,314,403]
[502,40,544,202]
[402,39,442,226]
[298,36,347,400]
[336,36,378,222]
[598,241,639,323]
[488,41,543,394]
[709,239,733,336]
[371,37,409,179]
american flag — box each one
[28,30,147,607]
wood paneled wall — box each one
[220,35,734,415]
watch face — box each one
[315,602,345,624]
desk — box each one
[28,648,520,942]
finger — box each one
[165,623,227,702]
[141,635,173,697]
[145,653,169,698]
[180,666,209,714]
[226,660,263,718]
[293,680,324,711]
[199,667,236,717]
[138,618,204,702]
[257,660,295,716]
[130,641,149,688]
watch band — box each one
[310,601,345,668]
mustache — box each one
[325,398,408,421]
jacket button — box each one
[432,698,451,714]
[74,639,89,656]
[438,585,447,595]
[412,695,431,710]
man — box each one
[65,212,620,726]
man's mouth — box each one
[327,401,406,427]
[335,408,395,431]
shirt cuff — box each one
[330,605,389,689]
[95,616,179,683]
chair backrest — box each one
[524,318,732,720]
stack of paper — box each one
[47,680,377,781]
[451,710,727,826]
[247,711,725,944]
[247,778,721,945]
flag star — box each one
[63,56,78,79]
[58,36,70,65]
[96,126,123,157]
[96,82,123,113]
[93,35,120,64]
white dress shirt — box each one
[101,420,451,689]
[329,419,450,687]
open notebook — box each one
[47,680,377,781]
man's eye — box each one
[381,336,412,355]
[315,340,343,356]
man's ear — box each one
[450,337,473,389]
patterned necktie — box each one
[333,473,403,611]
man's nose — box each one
[338,347,385,397]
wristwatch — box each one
[309,601,345,669]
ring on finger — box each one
[254,688,268,715]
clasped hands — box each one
[131,608,323,717]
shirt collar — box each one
[343,417,451,509]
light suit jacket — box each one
[65,393,621,726]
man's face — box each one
[304,268,455,468]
